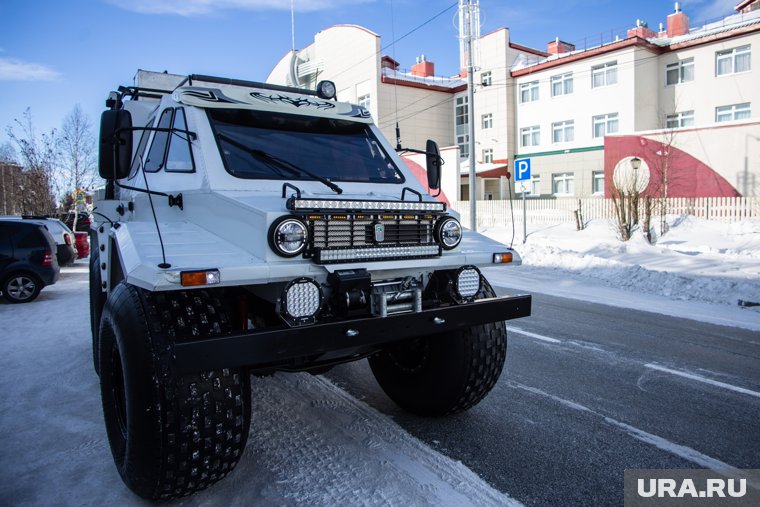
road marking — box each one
[510,327,562,344]
[644,363,760,400]
[510,382,758,487]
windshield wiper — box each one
[217,132,343,195]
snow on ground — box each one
[0,264,520,507]
[480,216,760,331]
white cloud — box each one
[0,58,60,81]
[109,0,373,16]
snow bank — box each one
[480,216,760,330]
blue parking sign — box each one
[514,158,531,181]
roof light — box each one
[181,269,221,287]
[316,80,337,100]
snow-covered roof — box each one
[511,8,760,72]
[381,67,465,90]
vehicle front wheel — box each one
[98,282,251,500]
[2,272,42,303]
[368,280,507,416]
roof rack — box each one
[176,74,320,97]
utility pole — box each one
[459,0,479,231]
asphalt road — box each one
[326,286,760,506]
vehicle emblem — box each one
[373,222,385,243]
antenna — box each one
[290,0,296,51]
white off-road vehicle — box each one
[92,71,531,500]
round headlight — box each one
[269,216,307,257]
[456,266,482,300]
[316,80,336,100]
[435,216,462,250]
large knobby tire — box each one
[98,282,251,500]
[2,272,42,303]
[89,248,106,375]
[368,279,507,416]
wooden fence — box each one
[452,197,760,228]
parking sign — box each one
[514,158,531,181]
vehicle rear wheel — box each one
[89,249,106,375]
[2,272,42,303]
[368,279,507,416]
[98,282,251,500]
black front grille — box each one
[304,213,440,263]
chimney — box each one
[547,37,575,55]
[667,2,690,37]
[627,19,657,39]
[411,54,435,77]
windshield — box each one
[208,109,405,184]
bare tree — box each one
[58,104,99,205]
[610,157,648,241]
[0,141,18,164]
[5,108,57,215]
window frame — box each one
[715,102,751,122]
[482,148,494,164]
[592,113,619,138]
[520,125,540,147]
[552,120,575,144]
[481,71,492,87]
[666,57,694,85]
[665,110,695,128]
[592,170,605,195]
[519,81,539,103]
[552,172,575,196]
[164,107,196,173]
[716,45,751,76]
[551,72,574,97]
[591,61,618,88]
[481,113,493,129]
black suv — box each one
[0,221,60,303]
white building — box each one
[267,2,760,201]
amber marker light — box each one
[181,269,221,287]
[493,253,513,264]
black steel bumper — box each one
[173,294,531,373]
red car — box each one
[74,232,90,259]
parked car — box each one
[60,211,92,232]
[0,220,60,303]
[1,216,78,266]
[74,231,89,259]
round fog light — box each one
[280,278,323,326]
[456,266,481,300]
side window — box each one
[165,108,195,172]
[129,117,154,179]
[144,108,173,172]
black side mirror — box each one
[99,110,133,180]
[425,139,441,190]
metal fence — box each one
[452,197,760,228]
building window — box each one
[482,148,493,163]
[530,174,541,196]
[481,71,492,87]
[665,110,695,128]
[716,45,751,76]
[552,120,574,143]
[591,61,618,88]
[455,96,469,158]
[358,94,371,109]
[482,113,493,129]
[666,58,694,85]
[592,171,605,195]
[551,72,573,96]
[593,113,619,138]
[520,81,539,103]
[716,103,751,122]
[520,125,540,147]
[552,172,575,195]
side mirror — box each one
[425,139,441,190]
[99,110,133,180]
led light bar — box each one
[315,244,441,264]
[288,198,446,213]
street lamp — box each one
[630,157,642,171]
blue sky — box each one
[0,0,738,148]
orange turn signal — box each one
[181,269,220,287]
[493,252,513,264]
